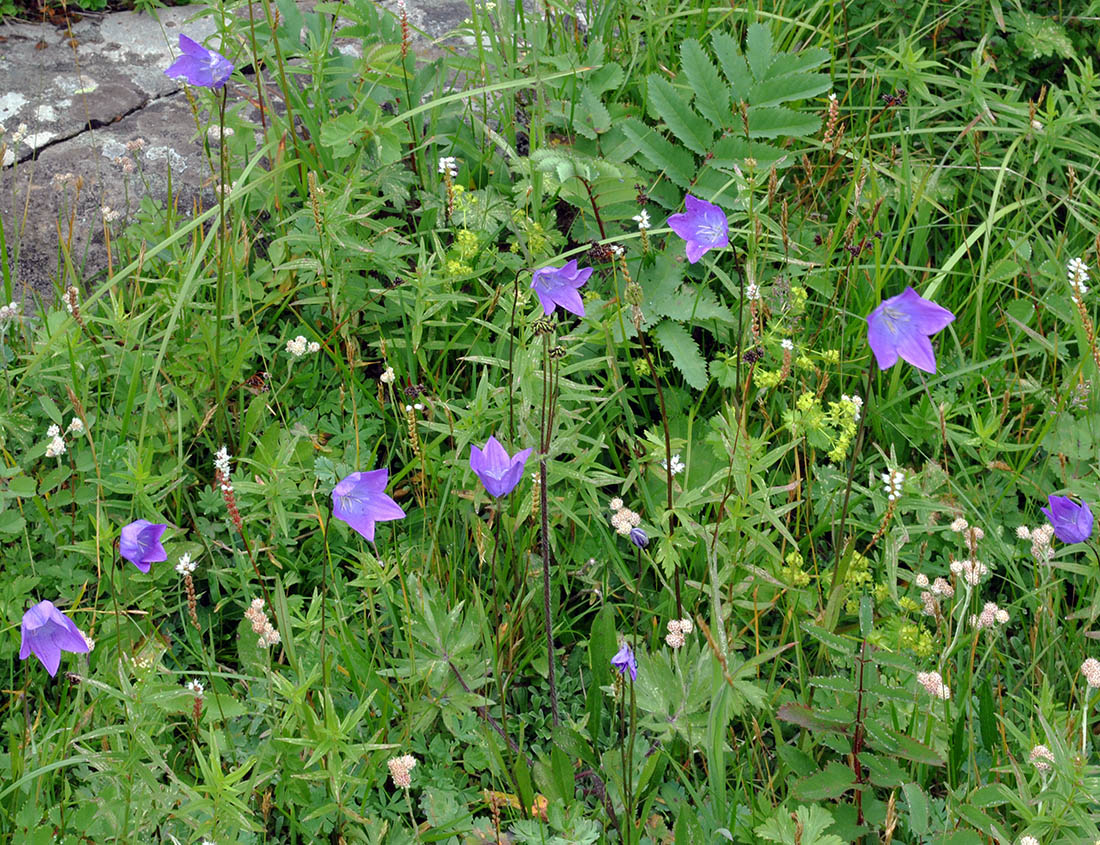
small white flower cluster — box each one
[840,394,863,421]
[206,125,235,143]
[1018,837,1039,845]
[1082,657,1100,689]
[632,210,651,231]
[949,517,984,555]
[176,553,197,575]
[286,335,321,357]
[44,424,67,458]
[245,598,281,648]
[916,670,951,700]
[126,138,146,153]
[405,402,425,413]
[0,300,20,326]
[1068,257,1090,303]
[780,338,794,352]
[185,679,204,697]
[51,171,77,191]
[82,631,95,652]
[101,206,121,223]
[1029,744,1054,772]
[745,283,761,301]
[213,445,232,477]
[665,617,694,649]
[380,366,396,384]
[661,453,685,476]
[387,754,417,788]
[949,558,989,587]
[882,469,904,501]
[916,573,954,617]
[608,497,641,536]
[970,600,1010,630]
[1017,524,1054,566]
[438,156,458,178]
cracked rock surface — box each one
[0,8,219,303]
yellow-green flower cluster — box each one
[755,368,782,388]
[898,623,935,658]
[780,551,811,587]
[897,596,921,613]
[455,228,479,261]
[788,285,807,314]
[825,395,862,463]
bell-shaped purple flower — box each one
[120,519,168,573]
[667,194,729,264]
[19,600,89,677]
[531,259,593,317]
[866,287,955,374]
[332,469,406,542]
[164,34,234,90]
[629,527,649,549]
[1041,495,1093,544]
[611,642,637,681]
[470,436,532,498]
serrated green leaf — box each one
[646,283,735,328]
[577,86,611,138]
[765,47,831,79]
[681,39,730,129]
[621,118,696,189]
[747,106,821,139]
[745,23,774,80]
[749,72,831,107]
[710,135,785,168]
[653,320,708,390]
[712,32,753,100]
[902,782,929,834]
[791,761,857,801]
[647,74,713,155]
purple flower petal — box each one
[1042,494,1093,544]
[332,469,406,542]
[20,600,89,677]
[470,436,532,497]
[165,34,234,89]
[667,194,728,264]
[866,286,955,373]
[530,260,592,318]
[120,519,168,573]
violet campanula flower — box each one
[1041,495,1093,544]
[332,469,406,542]
[530,259,593,318]
[666,194,729,264]
[865,287,955,374]
[611,642,637,681]
[469,436,532,497]
[629,527,649,549]
[19,600,89,676]
[164,34,234,89]
[120,519,168,573]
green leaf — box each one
[674,806,705,845]
[577,86,612,139]
[791,761,857,801]
[711,32,753,100]
[681,39,730,129]
[745,23,774,80]
[746,106,821,139]
[765,48,831,79]
[749,72,831,108]
[901,782,929,835]
[647,74,713,155]
[621,118,696,189]
[653,320,708,390]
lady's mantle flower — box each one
[865,287,955,373]
[667,194,728,263]
[530,260,593,318]
[611,642,637,681]
[331,470,406,542]
[119,519,168,573]
[1041,495,1093,544]
[469,436,532,497]
[387,754,417,788]
[19,600,90,676]
[164,35,234,89]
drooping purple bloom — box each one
[611,642,637,682]
[332,469,406,542]
[666,194,729,264]
[865,287,955,374]
[629,527,649,549]
[164,34,234,90]
[1041,495,1093,544]
[530,259,593,317]
[19,600,89,677]
[470,436,532,497]
[120,519,168,573]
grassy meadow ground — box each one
[2,0,1100,842]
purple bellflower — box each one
[1041,495,1094,544]
[332,469,406,542]
[530,259,593,318]
[866,287,955,374]
[611,642,637,682]
[629,527,649,549]
[20,600,89,677]
[164,34,234,89]
[120,519,168,573]
[470,436,532,497]
[667,194,729,264]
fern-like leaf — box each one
[646,74,713,155]
[681,39,730,130]
[653,321,708,390]
[621,118,696,189]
